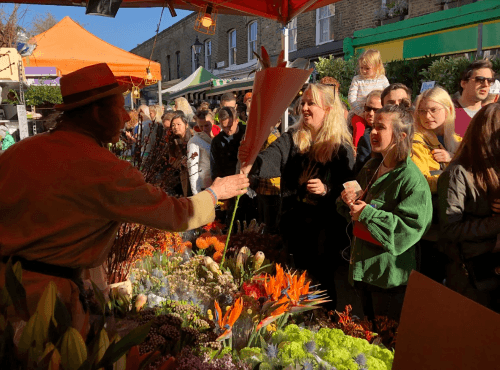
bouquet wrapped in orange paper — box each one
[239,47,312,168]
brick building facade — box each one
[130,1,475,86]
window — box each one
[167,55,171,80]
[176,51,180,79]
[229,29,237,66]
[288,18,297,52]
[205,40,212,70]
[248,22,257,61]
[316,5,335,45]
[191,48,196,73]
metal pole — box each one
[130,92,134,110]
[281,26,289,133]
[158,81,162,109]
[477,23,483,58]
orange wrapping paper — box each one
[239,67,312,167]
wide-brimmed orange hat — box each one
[54,63,128,111]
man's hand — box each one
[210,174,250,200]
[349,200,367,221]
[306,179,326,195]
[432,149,452,163]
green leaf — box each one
[53,295,71,336]
[5,259,29,321]
[96,321,153,368]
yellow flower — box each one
[247,309,253,315]
[266,324,277,333]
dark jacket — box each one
[210,123,246,180]
[354,126,372,175]
[250,129,355,213]
[438,162,500,305]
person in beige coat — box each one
[0,63,249,335]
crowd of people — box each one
[1,53,500,328]
[125,50,500,321]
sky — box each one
[2,3,191,51]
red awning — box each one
[9,0,340,25]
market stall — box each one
[23,16,161,90]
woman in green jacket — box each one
[337,101,432,321]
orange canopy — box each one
[23,16,161,89]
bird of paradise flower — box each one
[213,297,244,341]
[256,264,330,330]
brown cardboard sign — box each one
[393,271,500,370]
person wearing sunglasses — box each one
[411,86,462,283]
[454,60,495,137]
[353,90,383,174]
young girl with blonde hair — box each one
[348,49,390,147]
[240,83,355,309]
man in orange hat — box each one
[0,63,249,334]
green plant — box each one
[420,56,473,95]
[24,83,62,106]
[385,55,441,99]
[0,259,152,370]
[314,53,359,97]
[240,324,394,370]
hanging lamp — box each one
[194,4,218,35]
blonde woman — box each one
[174,97,195,123]
[148,105,162,124]
[412,86,462,194]
[239,83,355,308]
[412,86,462,282]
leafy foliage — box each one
[24,84,62,106]
[385,55,441,99]
[314,53,360,97]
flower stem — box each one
[220,194,241,266]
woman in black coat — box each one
[240,83,355,307]
[438,103,500,312]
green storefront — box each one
[344,0,500,62]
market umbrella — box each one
[9,0,340,25]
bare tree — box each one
[27,11,57,37]
[0,4,27,47]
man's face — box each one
[197,116,214,135]
[383,89,408,106]
[110,95,131,144]
[221,118,237,136]
[363,96,382,126]
[221,99,236,108]
[461,68,495,103]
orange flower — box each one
[213,235,226,252]
[196,232,213,249]
[214,297,243,341]
[213,251,222,263]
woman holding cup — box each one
[337,101,432,321]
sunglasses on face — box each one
[364,105,379,113]
[469,76,496,85]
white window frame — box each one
[229,29,237,66]
[205,40,212,70]
[287,17,297,52]
[248,21,258,62]
[191,48,196,73]
[315,5,335,45]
